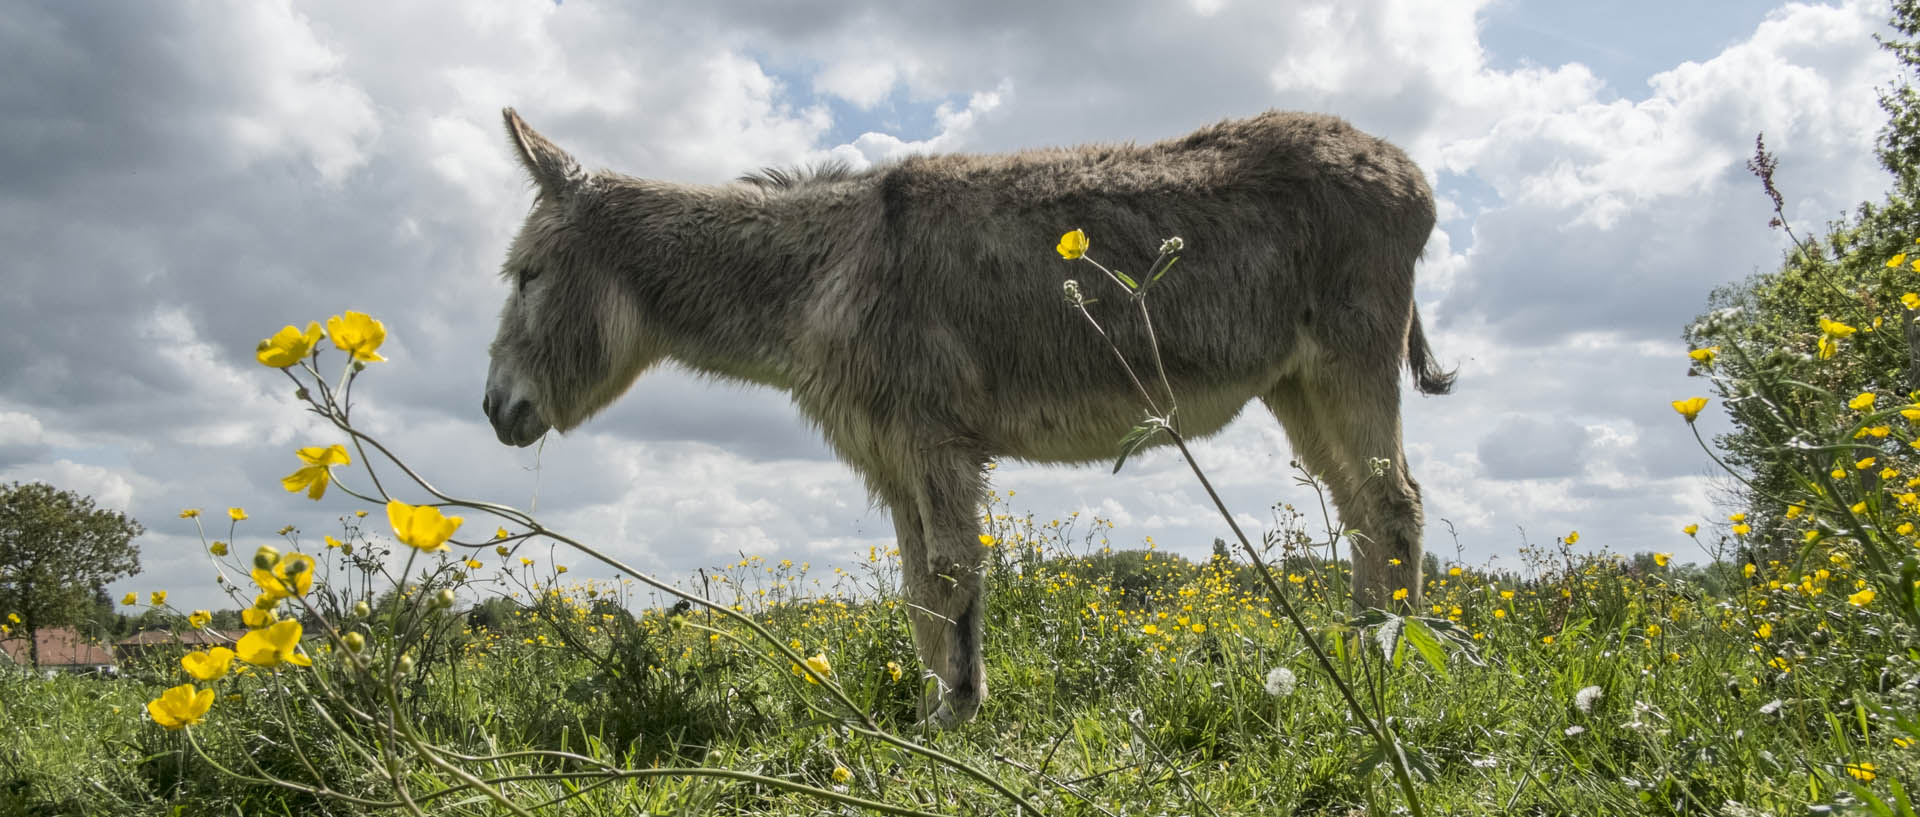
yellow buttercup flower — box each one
[1565,530,1580,545]
[1672,397,1708,422]
[1819,316,1858,338]
[1890,254,1909,269]
[252,552,314,599]
[228,507,247,521]
[237,619,312,668]
[1905,293,1920,310]
[803,652,832,684]
[1687,346,1718,365]
[978,534,997,548]
[241,607,277,629]
[1849,587,1876,607]
[1846,761,1877,781]
[326,311,387,362]
[146,683,215,730]
[1653,552,1671,567]
[1683,523,1699,536]
[280,444,351,501]
[1392,588,1409,601]
[887,660,903,681]
[1056,229,1089,260]
[181,647,236,681]
[832,766,852,784]
[256,321,323,368]
[149,591,166,606]
[178,508,200,519]
[120,592,136,606]
[1743,563,1757,579]
[188,610,211,628]
[387,500,463,553]
[1850,392,1878,411]
[1732,523,1751,536]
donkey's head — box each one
[484,109,664,447]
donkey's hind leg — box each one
[1263,377,1361,540]
[1304,354,1424,611]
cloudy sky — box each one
[0,0,1903,610]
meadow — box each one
[0,477,1904,815]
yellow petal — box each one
[255,321,323,368]
[1056,229,1089,260]
[1671,397,1708,422]
[327,311,388,362]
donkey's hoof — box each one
[918,690,982,730]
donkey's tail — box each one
[1408,307,1455,395]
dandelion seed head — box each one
[1574,685,1603,714]
[1263,667,1296,697]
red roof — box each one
[116,629,243,648]
[0,626,116,668]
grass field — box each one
[0,487,1906,816]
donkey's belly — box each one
[989,382,1265,465]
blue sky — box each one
[0,0,1903,611]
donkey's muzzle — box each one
[483,388,548,447]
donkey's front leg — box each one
[903,457,989,727]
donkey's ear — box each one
[503,108,584,198]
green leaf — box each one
[1375,616,1404,665]
[1112,424,1163,474]
[1150,256,1180,283]
[1114,269,1138,290]
[1403,617,1451,680]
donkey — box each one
[483,108,1452,726]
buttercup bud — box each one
[395,653,415,675]
[253,545,281,571]
[294,387,309,401]
[352,601,371,618]
[342,632,365,652]
[432,588,456,610]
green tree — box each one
[0,482,143,667]
[1686,1,1920,555]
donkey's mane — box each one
[735,158,865,190]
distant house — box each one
[0,626,117,675]
[114,628,244,665]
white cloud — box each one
[0,0,1904,611]
[815,58,900,109]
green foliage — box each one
[0,482,143,667]
[1690,0,1920,559]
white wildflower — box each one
[1574,685,1603,714]
[1264,667,1297,697]
[1564,725,1586,737]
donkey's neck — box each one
[596,178,820,389]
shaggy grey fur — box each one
[484,108,1452,726]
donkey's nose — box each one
[484,387,546,447]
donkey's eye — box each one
[517,267,541,292]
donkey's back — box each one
[775,111,1439,466]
